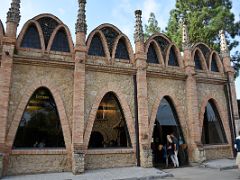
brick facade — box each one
[0,3,239,177]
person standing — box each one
[234,130,240,170]
[167,132,179,168]
[170,132,179,167]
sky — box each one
[0,0,240,97]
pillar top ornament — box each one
[75,0,87,34]
[134,10,144,43]
[181,19,190,50]
[7,0,21,26]
[219,30,230,56]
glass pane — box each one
[168,48,179,66]
[201,100,227,144]
[147,43,159,64]
[89,92,132,148]
[115,39,130,60]
[51,29,70,52]
[13,87,65,149]
[154,36,169,55]
[211,55,219,72]
[194,52,202,70]
[88,35,105,57]
[21,25,41,49]
[101,27,119,56]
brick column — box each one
[134,10,152,167]
[72,0,87,174]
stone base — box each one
[72,152,85,174]
[140,149,153,168]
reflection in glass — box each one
[13,87,65,149]
[89,92,132,148]
[201,100,227,144]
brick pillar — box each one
[72,0,87,173]
[134,10,152,167]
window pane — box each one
[51,29,70,52]
[89,92,132,148]
[194,52,202,70]
[211,55,219,72]
[147,44,159,64]
[13,87,65,149]
[168,48,179,66]
[21,25,41,49]
[101,27,119,56]
[88,35,105,56]
[201,101,227,144]
[115,39,130,60]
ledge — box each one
[86,148,135,155]
[203,144,230,150]
[11,148,67,155]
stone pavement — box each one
[200,158,238,170]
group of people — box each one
[166,132,179,168]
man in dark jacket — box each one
[234,130,240,170]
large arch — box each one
[191,47,208,71]
[192,43,211,63]
[17,20,45,51]
[165,44,184,68]
[83,83,136,151]
[148,94,187,146]
[47,24,74,53]
[145,39,164,65]
[6,79,71,152]
[199,96,231,145]
[208,51,224,73]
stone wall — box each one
[204,145,232,160]
[85,150,136,170]
[7,154,70,175]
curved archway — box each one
[192,48,208,71]
[201,99,227,144]
[145,40,164,65]
[193,43,211,63]
[165,44,183,68]
[208,52,223,73]
[6,80,71,151]
[13,87,65,148]
[20,24,41,49]
[84,84,136,150]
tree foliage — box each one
[166,0,240,75]
[144,12,161,40]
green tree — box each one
[144,12,161,39]
[166,0,240,75]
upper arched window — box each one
[101,27,119,56]
[89,92,132,148]
[88,34,105,57]
[50,29,70,52]
[168,48,179,66]
[13,87,65,148]
[147,43,159,64]
[37,17,59,47]
[115,39,130,60]
[211,54,219,72]
[194,51,203,70]
[201,100,227,144]
[20,25,41,49]
[154,36,170,55]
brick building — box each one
[0,0,239,177]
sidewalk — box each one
[200,158,238,171]
[2,167,173,180]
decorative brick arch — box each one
[191,47,208,71]
[112,34,134,64]
[145,33,172,45]
[47,24,74,53]
[145,39,164,65]
[83,83,136,150]
[33,13,63,24]
[16,20,45,51]
[6,79,72,152]
[96,23,123,35]
[86,30,111,63]
[208,51,224,73]
[199,96,231,144]
[165,43,184,68]
[148,94,187,146]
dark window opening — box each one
[115,39,130,60]
[196,44,210,61]
[37,17,59,47]
[211,55,219,72]
[147,43,159,64]
[89,92,132,149]
[168,48,179,66]
[88,35,105,57]
[154,36,170,56]
[20,25,41,49]
[194,52,203,70]
[51,29,70,52]
[13,87,65,149]
[201,100,227,144]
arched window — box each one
[194,51,203,70]
[51,29,70,52]
[101,27,119,56]
[88,35,105,56]
[13,87,65,148]
[168,48,179,66]
[147,43,159,64]
[211,54,219,72]
[201,100,227,144]
[20,25,41,49]
[115,39,130,60]
[89,92,132,148]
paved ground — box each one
[2,159,239,180]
